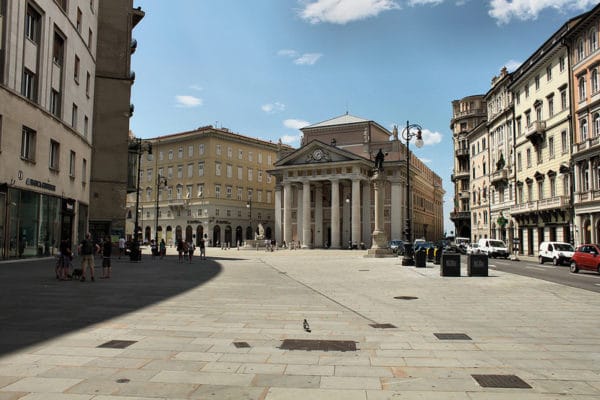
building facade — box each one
[468,121,490,243]
[487,68,515,246]
[125,126,284,248]
[450,6,600,256]
[0,0,100,258]
[450,95,487,239]
[88,1,143,242]
[568,5,600,245]
[508,18,576,255]
[269,114,445,249]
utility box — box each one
[467,254,488,276]
[440,253,461,277]
[415,249,427,268]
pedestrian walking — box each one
[188,240,195,263]
[57,239,72,280]
[78,232,99,282]
[199,238,206,260]
[101,235,112,279]
[118,236,126,259]
[177,240,184,263]
[159,239,166,259]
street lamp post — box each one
[246,199,252,241]
[129,138,152,261]
[154,174,167,245]
[401,121,424,266]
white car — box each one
[539,241,574,266]
[466,243,481,255]
[478,238,509,259]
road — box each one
[483,255,600,293]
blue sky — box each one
[130,0,597,235]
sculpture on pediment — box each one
[374,148,385,171]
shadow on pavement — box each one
[0,254,226,357]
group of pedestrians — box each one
[55,232,113,282]
[176,238,207,262]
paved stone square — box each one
[0,248,599,399]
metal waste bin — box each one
[415,249,427,268]
[467,254,488,276]
[440,253,461,276]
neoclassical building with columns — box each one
[269,114,445,249]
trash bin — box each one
[433,247,442,265]
[415,249,427,268]
[427,247,434,262]
[440,253,461,276]
[467,254,488,276]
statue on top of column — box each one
[374,149,385,171]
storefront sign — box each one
[26,178,56,192]
[215,220,231,225]
[187,220,203,224]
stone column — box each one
[274,185,282,244]
[315,183,323,247]
[283,182,292,245]
[302,180,311,248]
[330,179,340,249]
[362,181,371,247]
[352,179,361,246]
[297,185,303,245]
[390,181,402,240]
[368,171,392,257]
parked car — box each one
[477,238,509,259]
[539,241,574,266]
[466,243,481,255]
[570,244,600,274]
[389,240,404,254]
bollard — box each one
[427,247,434,261]
[434,247,442,265]
[440,253,461,276]
[467,254,488,276]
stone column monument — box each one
[367,168,393,257]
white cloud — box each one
[419,158,433,164]
[503,59,522,72]
[294,53,323,65]
[489,0,597,25]
[299,0,400,25]
[189,85,203,91]
[407,0,443,5]
[277,49,299,57]
[420,129,443,146]
[284,119,310,130]
[262,102,286,113]
[280,134,302,145]
[175,95,203,108]
[278,49,323,66]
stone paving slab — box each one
[0,249,599,399]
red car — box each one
[570,244,600,274]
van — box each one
[477,238,509,259]
[539,241,574,266]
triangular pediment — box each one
[274,140,367,167]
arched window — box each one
[579,76,586,101]
[577,39,585,61]
[582,163,590,192]
[581,118,588,141]
[590,27,598,53]
[592,69,599,94]
[594,113,600,138]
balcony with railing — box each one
[525,121,546,145]
[451,170,470,182]
[490,168,508,187]
[573,136,600,154]
[575,190,600,204]
[450,211,470,220]
[510,195,569,214]
[455,148,469,159]
[459,190,470,199]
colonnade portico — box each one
[278,176,369,249]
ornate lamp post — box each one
[129,138,152,261]
[154,174,167,245]
[401,121,424,266]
